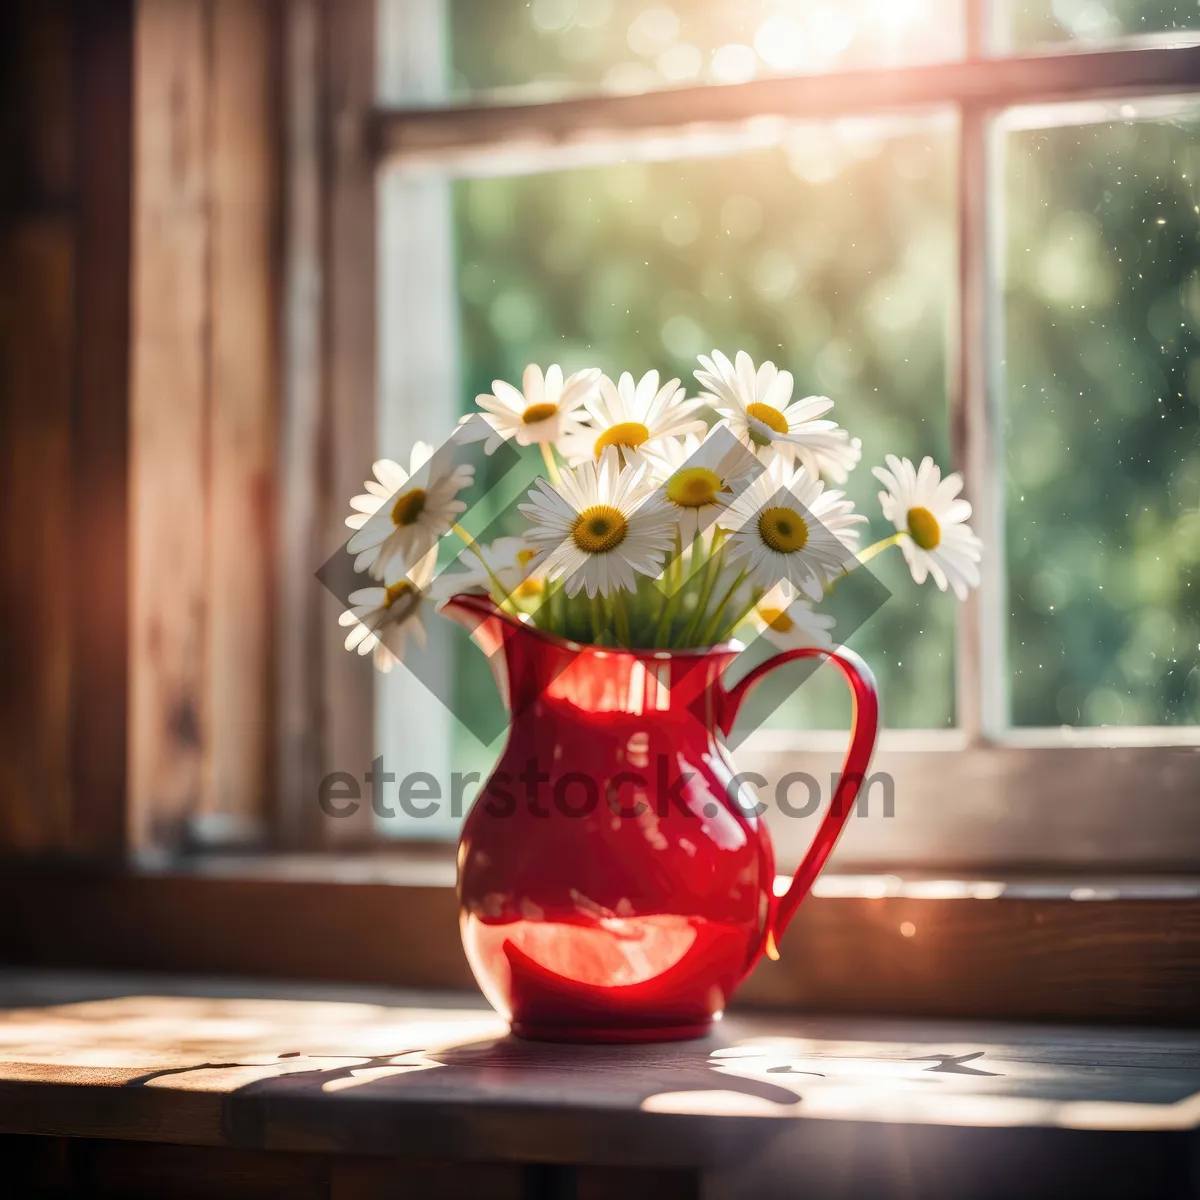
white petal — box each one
[522,363,545,407]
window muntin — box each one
[372,0,1200,855]
[449,119,957,738]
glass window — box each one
[445,0,964,105]
[439,116,957,760]
[1003,100,1200,727]
[374,0,1200,859]
[1000,1,1200,52]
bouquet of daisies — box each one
[340,351,982,671]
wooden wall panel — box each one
[1,0,336,858]
[129,0,212,848]
[130,0,279,851]
[207,0,277,839]
[70,0,134,855]
[0,1,80,852]
[318,0,378,847]
[277,0,328,847]
[0,222,75,851]
[275,0,380,849]
[0,864,1197,1025]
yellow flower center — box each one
[907,506,941,551]
[390,487,426,527]
[514,549,542,598]
[593,421,650,456]
[572,504,628,554]
[758,606,795,633]
[758,506,809,554]
[384,580,414,608]
[522,402,558,424]
[666,466,723,508]
[746,401,789,435]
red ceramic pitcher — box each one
[442,592,879,1043]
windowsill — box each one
[0,967,1197,1196]
[145,849,1200,901]
[0,854,1197,1026]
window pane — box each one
[441,0,963,105]
[1004,102,1200,727]
[443,117,956,762]
[1000,1,1200,50]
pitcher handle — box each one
[718,645,879,942]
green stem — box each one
[540,441,562,487]
[589,592,605,644]
[714,588,766,645]
[613,592,631,647]
[653,531,685,645]
[679,530,726,647]
[545,577,565,632]
[451,522,509,605]
[824,531,904,599]
[855,531,904,567]
[700,568,749,646]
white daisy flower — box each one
[750,585,837,651]
[344,442,474,581]
[695,349,862,483]
[645,430,760,544]
[440,535,547,605]
[559,370,706,466]
[337,547,437,674]
[873,454,982,601]
[518,450,677,598]
[723,456,865,601]
[462,363,601,455]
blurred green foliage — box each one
[1005,110,1200,726]
[431,1,1199,750]
[1006,0,1199,46]
[446,0,962,103]
[450,123,958,736]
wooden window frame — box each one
[350,8,1200,871]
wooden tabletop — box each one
[0,969,1198,1197]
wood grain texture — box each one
[3,0,361,857]
[0,971,1194,1199]
[0,864,1197,1024]
[276,0,379,849]
[276,0,327,848]
[741,889,1200,1023]
[2,0,281,857]
[207,0,277,840]
[130,0,280,851]
[0,220,75,852]
[0,866,475,992]
[319,0,378,847]
[0,2,83,853]
[70,0,134,855]
[129,0,212,847]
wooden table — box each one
[0,969,1198,1198]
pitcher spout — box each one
[439,590,518,659]
[440,591,584,717]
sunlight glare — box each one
[710,43,757,84]
[753,16,805,72]
[867,0,933,32]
